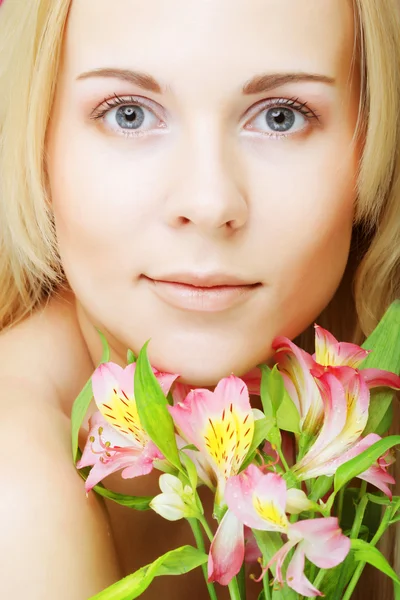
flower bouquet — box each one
[72,301,400,599]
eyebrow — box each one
[76,67,335,95]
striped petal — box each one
[314,325,369,368]
[273,337,323,435]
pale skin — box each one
[0,0,361,598]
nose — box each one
[163,127,249,235]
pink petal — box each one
[153,369,180,396]
[92,362,126,407]
[360,368,400,390]
[313,325,340,366]
[358,462,395,500]
[241,367,262,395]
[168,376,253,487]
[273,337,323,434]
[286,546,323,597]
[83,451,142,492]
[266,540,297,588]
[289,518,350,569]
[170,382,192,405]
[214,375,251,415]
[299,433,381,479]
[225,466,288,532]
[77,411,136,470]
[208,510,244,586]
[314,325,369,368]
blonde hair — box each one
[0,0,399,596]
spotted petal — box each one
[169,375,254,501]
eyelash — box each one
[90,93,321,139]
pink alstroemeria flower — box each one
[273,326,400,438]
[209,465,349,594]
[272,337,325,436]
[168,375,255,504]
[293,372,395,497]
[311,324,400,390]
[77,362,178,492]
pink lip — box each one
[143,274,261,312]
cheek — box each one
[47,132,165,285]
[252,134,357,336]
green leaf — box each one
[71,329,110,462]
[310,475,334,501]
[88,545,208,599]
[334,435,400,493]
[389,515,400,525]
[260,366,300,434]
[351,539,400,585]
[361,301,400,436]
[260,365,278,418]
[127,349,137,364]
[180,451,198,492]
[240,417,276,471]
[134,341,182,472]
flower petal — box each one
[314,325,340,366]
[226,466,288,532]
[273,337,323,435]
[360,368,400,390]
[286,546,323,597]
[150,492,187,521]
[286,488,313,515]
[208,510,244,586]
[92,362,147,444]
[294,373,347,475]
[289,518,350,569]
[169,376,254,491]
[314,325,369,368]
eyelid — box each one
[244,96,321,122]
[90,93,166,121]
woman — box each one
[0,0,399,598]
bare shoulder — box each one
[0,289,94,410]
[0,293,121,599]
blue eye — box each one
[245,97,320,138]
[91,94,166,137]
[114,105,146,130]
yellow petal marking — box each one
[202,404,254,479]
[98,387,147,446]
[253,495,289,530]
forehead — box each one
[64,0,355,93]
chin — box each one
[145,342,271,388]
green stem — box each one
[237,564,247,600]
[277,447,290,472]
[358,480,367,501]
[341,507,393,600]
[199,515,214,542]
[312,569,326,590]
[332,493,369,600]
[228,576,243,600]
[263,570,272,600]
[188,519,218,600]
[337,487,345,523]
[350,495,369,539]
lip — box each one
[143,273,261,313]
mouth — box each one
[142,273,262,313]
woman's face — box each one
[47,0,360,385]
